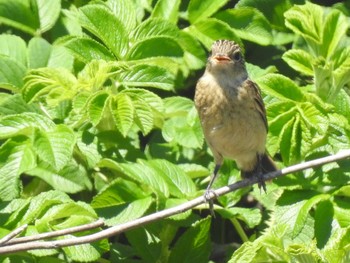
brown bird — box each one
[195,40,276,205]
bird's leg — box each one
[256,154,266,193]
[241,154,267,193]
[204,164,221,216]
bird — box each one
[194,40,276,211]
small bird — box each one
[195,40,276,208]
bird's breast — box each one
[195,74,266,160]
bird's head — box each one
[206,40,246,75]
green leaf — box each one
[162,107,203,148]
[141,159,196,198]
[78,4,128,59]
[321,9,348,58]
[169,217,211,263]
[92,179,147,208]
[88,92,110,126]
[282,49,314,76]
[36,0,61,33]
[0,56,27,90]
[257,73,306,102]
[133,98,154,135]
[284,2,323,48]
[0,94,39,116]
[27,37,52,69]
[105,0,137,32]
[0,35,27,66]
[62,234,106,262]
[28,161,92,194]
[60,36,116,63]
[179,31,206,70]
[116,64,175,90]
[112,93,134,136]
[0,0,38,35]
[33,125,76,170]
[292,194,330,238]
[0,113,55,139]
[127,36,183,60]
[187,0,229,24]
[126,227,161,263]
[218,207,262,228]
[17,190,72,225]
[23,67,77,103]
[314,200,333,249]
[131,18,180,41]
[0,138,36,201]
[96,197,153,226]
[151,0,181,23]
[186,18,242,49]
[214,7,272,45]
[99,159,169,197]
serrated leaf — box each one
[99,159,169,197]
[116,64,175,90]
[78,4,128,59]
[27,161,91,194]
[96,197,153,226]
[141,159,196,198]
[214,7,272,45]
[131,18,179,41]
[36,0,61,33]
[187,0,228,24]
[169,217,211,263]
[257,73,306,102]
[122,88,164,113]
[163,96,193,117]
[62,234,106,262]
[27,37,52,68]
[23,67,77,103]
[133,99,154,135]
[105,0,137,32]
[0,56,27,90]
[0,94,39,116]
[282,49,314,76]
[60,36,115,63]
[88,92,110,126]
[127,36,183,60]
[16,190,72,225]
[292,194,330,238]
[218,207,262,228]
[186,18,242,49]
[92,179,147,208]
[33,125,76,170]
[112,93,134,136]
[151,0,181,23]
[0,35,27,66]
[0,0,38,35]
[0,138,36,201]
[0,112,55,139]
[314,200,333,249]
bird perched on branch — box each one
[195,40,276,210]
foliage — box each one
[0,0,350,262]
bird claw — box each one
[204,189,217,217]
[257,173,267,194]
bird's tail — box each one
[261,153,277,173]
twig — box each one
[0,224,28,246]
[0,149,349,254]
[4,219,105,246]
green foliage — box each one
[0,0,350,262]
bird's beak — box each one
[212,55,231,63]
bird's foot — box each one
[203,189,217,217]
[257,172,267,194]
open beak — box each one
[212,55,231,63]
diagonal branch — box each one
[0,149,349,254]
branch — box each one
[0,149,349,254]
[0,225,27,246]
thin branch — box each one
[0,225,27,246]
[0,149,349,254]
[4,219,105,246]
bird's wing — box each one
[245,79,268,131]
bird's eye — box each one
[233,52,241,61]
